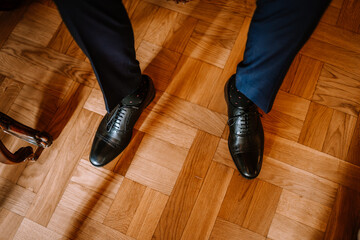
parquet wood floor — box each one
[0,0,359,239]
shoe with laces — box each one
[225,75,264,179]
[89,75,155,167]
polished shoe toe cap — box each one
[231,151,262,179]
[89,134,128,167]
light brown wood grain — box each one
[242,180,282,236]
[312,64,360,116]
[0,1,29,49]
[186,61,223,107]
[131,1,158,49]
[262,109,303,142]
[322,110,357,159]
[48,205,131,240]
[163,14,198,53]
[134,134,188,173]
[58,182,113,223]
[259,157,338,208]
[103,178,146,233]
[210,218,266,240]
[268,213,324,240]
[17,84,92,193]
[300,38,360,78]
[26,109,101,226]
[139,109,197,149]
[71,159,123,199]
[83,88,107,116]
[0,208,23,240]
[3,35,96,87]
[48,22,73,54]
[312,22,360,54]
[153,131,219,240]
[290,55,323,100]
[11,2,62,47]
[126,188,168,240]
[125,154,180,195]
[144,0,251,32]
[125,134,188,195]
[276,190,332,232]
[183,21,235,68]
[0,1,359,239]
[0,177,35,216]
[280,54,301,92]
[218,172,258,226]
[143,8,178,46]
[299,102,333,151]
[152,93,227,137]
[271,90,310,121]
[180,161,233,240]
[166,55,203,99]
[265,133,360,193]
[13,218,66,240]
[0,51,73,99]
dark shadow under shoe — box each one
[225,75,264,179]
[90,75,155,167]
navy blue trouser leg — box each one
[236,0,331,113]
[53,0,141,112]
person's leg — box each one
[226,0,331,179]
[53,0,155,167]
[236,0,331,113]
[53,0,142,112]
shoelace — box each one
[228,111,262,134]
[106,106,138,132]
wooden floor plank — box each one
[180,161,233,240]
[268,213,324,240]
[48,205,131,240]
[242,181,282,236]
[312,64,360,117]
[324,185,360,240]
[337,0,360,33]
[13,218,66,240]
[301,38,360,78]
[289,55,323,100]
[26,109,101,226]
[209,218,265,240]
[153,131,219,240]
[346,114,360,166]
[1,1,359,239]
[276,190,332,232]
[0,208,23,240]
[299,102,333,151]
[10,2,62,47]
[0,177,35,216]
[322,110,357,159]
[218,172,258,226]
[103,178,146,233]
[126,187,168,240]
[16,83,92,193]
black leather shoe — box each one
[90,75,155,167]
[225,75,264,179]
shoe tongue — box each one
[121,78,148,106]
